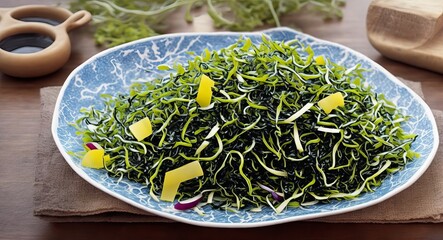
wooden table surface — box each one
[1,0,442,239]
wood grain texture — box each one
[367,0,443,73]
[0,0,442,239]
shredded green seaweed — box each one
[73,36,419,213]
[70,0,345,47]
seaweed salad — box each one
[73,36,418,213]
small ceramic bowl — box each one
[0,5,91,78]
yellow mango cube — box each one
[318,92,345,114]
[160,161,204,202]
[129,117,152,141]
[81,149,105,169]
[196,74,215,107]
[315,56,326,65]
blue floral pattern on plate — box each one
[52,27,438,227]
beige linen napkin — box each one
[34,79,443,223]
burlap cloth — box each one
[34,79,443,223]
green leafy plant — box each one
[70,0,345,47]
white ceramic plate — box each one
[53,27,438,227]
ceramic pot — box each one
[0,5,91,78]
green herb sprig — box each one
[70,0,345,47]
